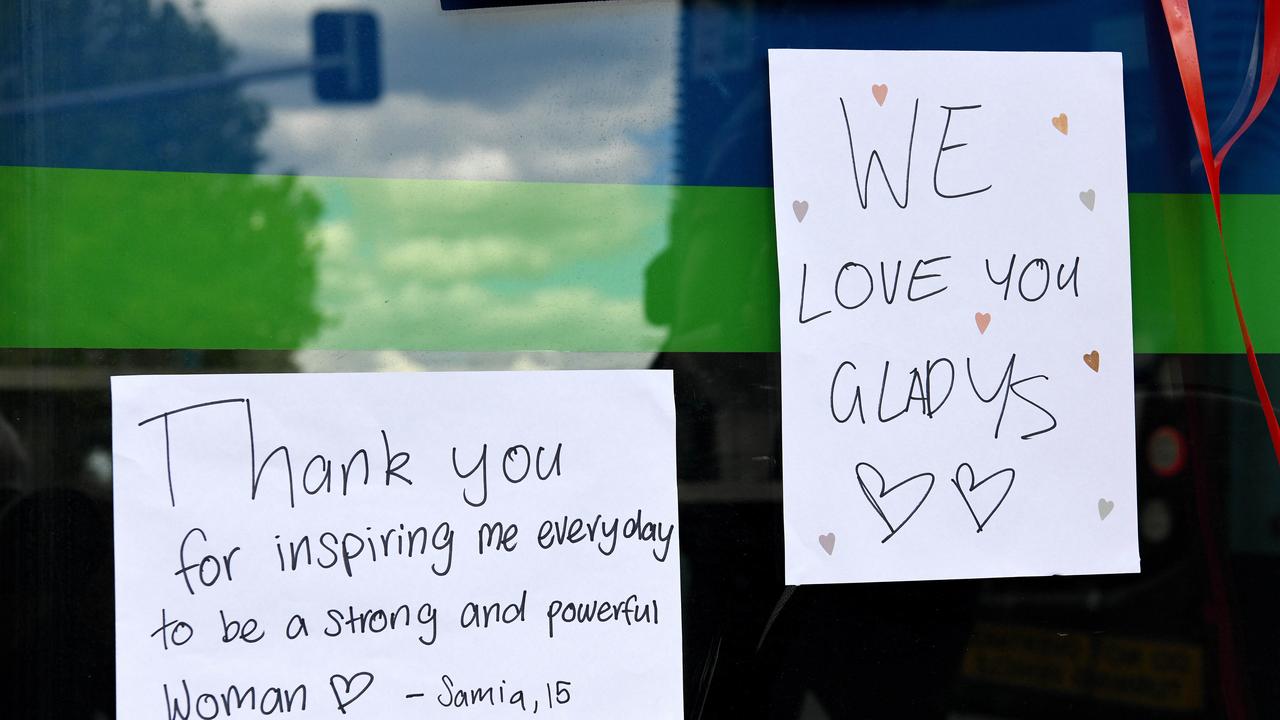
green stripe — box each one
[1,166,1276,353]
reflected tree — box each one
[1,0,264,171]
[0,0,324,354]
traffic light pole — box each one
[0,54,348,118]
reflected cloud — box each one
[314,271,665,351]
[378,234,555,281]
[264,82,672,182]
[295,349,657,373]
[302,175,670,350]
[194,0,678,185]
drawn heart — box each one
[1083,350,1100,372]
[950,463,1016,533]
[818,532,836,555]
[792,200,809,223]
[1079,189,1096,211]
[330,671,375,714]
[975,312,991,334]
[856,462,935,543]
[1098,498,1115,520]
[871,83,889,106]
[1052,112,1069,135]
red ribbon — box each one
[1160,5,1280,717]
[1160,0,1280,468]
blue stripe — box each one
[6,1,1279,193]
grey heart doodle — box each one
[1079,189,1096,211]
[856,462,935,543]
[818,532,836,555]
[792,200,809,222]
[330,671,375,715]
[1097,498,1115,520]
[950,463,1016,533]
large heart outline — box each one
[950,463,1016,533]
[856,462,935,543]
[330,671,375,715]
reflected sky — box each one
[184,0,679,362]
[197,0,678,184]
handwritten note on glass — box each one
[769,50,1139,584]
[112,370,682,718]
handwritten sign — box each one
[769,50,1139,584]
[111,370,682,718]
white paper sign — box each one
[770,50,1139,584]
[112,370,682,718]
